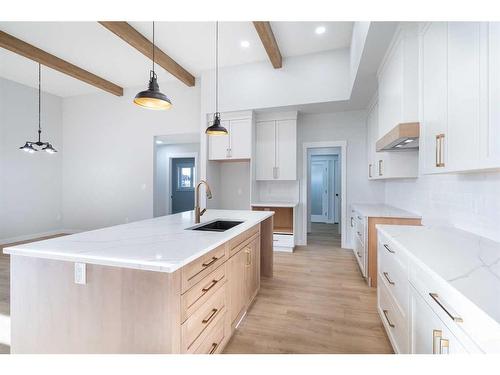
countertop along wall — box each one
[384,172,500,243]
[0,77,63,243]
[61,80,201,231]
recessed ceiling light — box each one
[156,140,163,144]
[315,26,326,35]
[240,40,250,48]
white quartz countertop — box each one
[351,203,421,219]
[251,202,298,208]
[377,225,500,325]
[3,210,273,273]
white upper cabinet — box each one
[373,24,419,179]
[420,22,500,174]
[208,112,252,161]
[255,113,297,181]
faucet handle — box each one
[200,208,207,216]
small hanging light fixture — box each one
[19,63,58,154]
[206,21,228,135]
[134,21,172,110]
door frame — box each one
[302,141,347,248]
[167,152,198,215]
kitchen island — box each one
[3,209,274,354]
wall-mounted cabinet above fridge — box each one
[255,111,298,181]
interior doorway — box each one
[302,141,347,248]
[153,133,200,217]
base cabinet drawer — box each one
[188,314,226,354]
[410,285,468,354]
[378,279,409,353]
[354,235,366,278]
[273,233,294,249]
[182,285,226,352]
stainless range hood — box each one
[376,122,420,151]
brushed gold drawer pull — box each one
[433,329,442,354]
[382,309,395,328]
[440,338,449,354]
[383,244,395,254]
[202,256,218,268]
[209,342,218,354]
[245,248,251,266]
[202,308,218,324]
[429,293,463,323]
[202,279,219,293]
[383,272,395,285]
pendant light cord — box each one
[152,21,155,74]
[38,63,41,143]
[215,21,219,115]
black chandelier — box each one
[19,63,57,154]
[206,21,228,135]
[134,21,172,110]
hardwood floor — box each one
[0,228,392,354]
[0,234,67,354]
[224,223,393,354]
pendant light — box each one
[19,63,57,154]
[206,21,228,135]
[134,21,172,110]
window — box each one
[177,164,194,190]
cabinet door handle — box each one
[383,272,395,285]
[432,330,442,354]
[435,135,440,167]
[245,248,251,266]
[351,217,354,227]
[382,309,395,328]
[436,134,445,167]
[378,160,383,176]
[369,163,372,178]
[201,279,219,292]
[429,293,463,323]
[209,342,218,354]
[439,134,445,167]
[202,308,218,324]
[202,256,218,268]
[276,166,279,179]
[383,244,395,254]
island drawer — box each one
[182,284,226,352]
[181,263,227,322]
[229,225,260,256]
[187,314,226,354]
[182,243,228,293]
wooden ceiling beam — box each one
[253,21,282,69]
[0,30,123,96]
[99,21,195,87]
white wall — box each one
[154,142,200,217]
[349,22,371,90]
[0,77,63,243]
[61,80,200,231]
[297,110,385,245]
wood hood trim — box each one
[376,122,420,152]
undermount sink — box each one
[188,220,244,232]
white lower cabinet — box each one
[410,285,467,354]
[351,210,367,278]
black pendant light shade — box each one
[134,21,172,110]
[206,112,228,135]
[134,70,172,110]
[19,63,57,154]
[206,21,228,136]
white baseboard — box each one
[0,228,81,246]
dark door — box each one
[171,157,195,214]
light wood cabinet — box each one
[228,234,260,326]
[208,116,252,161]
[420,22,500,174]
[255,114,297,181]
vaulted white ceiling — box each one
[0,21,353,97]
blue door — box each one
[171,158,195,214]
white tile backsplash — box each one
[385,170,500,242]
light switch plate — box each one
[74,262,86,285]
